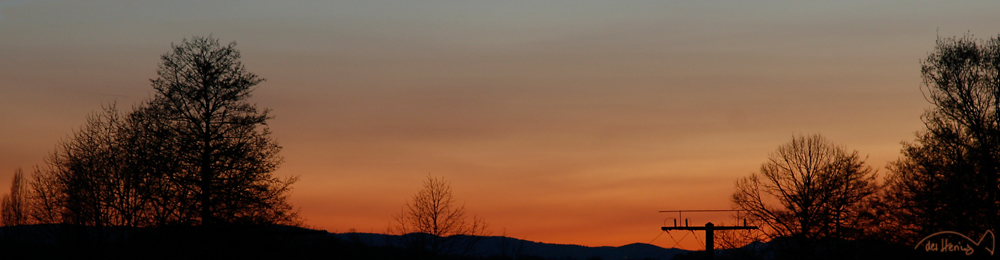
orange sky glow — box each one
[2,1,1000,251]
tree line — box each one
[1,36,298,228]
[3,33,998,259]
[0,35,495,259]
[729,34,1000,259]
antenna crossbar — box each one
[657,209,758,260]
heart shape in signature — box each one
[915,230,994,256]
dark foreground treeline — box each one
[0,224,330,260]
[0,224,448,260]
[0,224,987,260]
[674,237,993,260]
[0,224,682,260]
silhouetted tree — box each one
[716,227,768,260]
[27,167,63,224]
[150,36,296,226]
[1,168,28,226]
[732,134,879,256]
[883,34,1000,244]
[123,104,186,226]
[31,105,172,228]
[23,36,298,228]
[46,105,129,227]
[390,175,489,257]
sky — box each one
[1,0,999,250]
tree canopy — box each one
[884,34,1000,243]
[390,175,489,257]
[14,36,298,228]
[732,134,879,240]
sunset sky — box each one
[2,0,1000,250]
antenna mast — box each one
[658,209,758,260]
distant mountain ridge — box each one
[0,224,691,259]
[330,232,690,260]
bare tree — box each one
[1,168,28,226]
[46,105,126,227]
[22,36,298,228]
[30,105,162,228]
[883,34,1000,243]
[732,134,879,244]
[390,175,489,257]
[150,36,296,226]
[27,167,63,224]
[716,228,769,260]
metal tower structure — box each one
[659,210,758,260]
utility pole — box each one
[660,210,758,260]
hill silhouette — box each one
[0,224,967,259]
[331,232,688,259]
[0,224,687,260]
